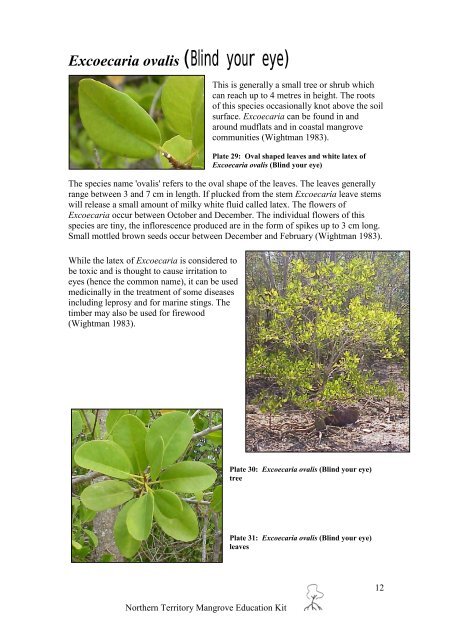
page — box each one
[4,1,450,637]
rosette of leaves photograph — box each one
[78,76,204,168]
[73,411,222,558]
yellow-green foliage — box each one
[247,257,404,411]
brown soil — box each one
[245,364,409,453]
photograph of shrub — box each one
[72,409,222,563]
[69,75,205,169]
[246,251,409,453]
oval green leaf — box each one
[148,435,164,480]
[206,430,222,445]
[110,414,147,473]
[145,411,194,467]
[71,410,83,439]
[106,409,129,433]
[161,76,204,140]
[114,499,142,558]
[79,504,96,523]
[135,409,150,425]
[159,461,217,493]
[154,489,183,518]
[80,480,133,511]
[79,78,161,159]
[161,136,193,168]
[154,501,199,542]
[85,529,98,548]
[72,441,83,469]
[126,493,154,541]
[74,440,133,479]
[211,485,222,513]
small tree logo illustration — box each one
[304,584,324,611]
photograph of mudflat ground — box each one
[245,251,409,453]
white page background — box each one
[2,1,450,637]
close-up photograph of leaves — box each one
[71,409,222,562]
[69,75,205,169]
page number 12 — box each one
[376,584,384,591]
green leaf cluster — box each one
[71,498,97,560]
[247,257,405,410]
[74,411,218,558]
[74,76,204,169]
